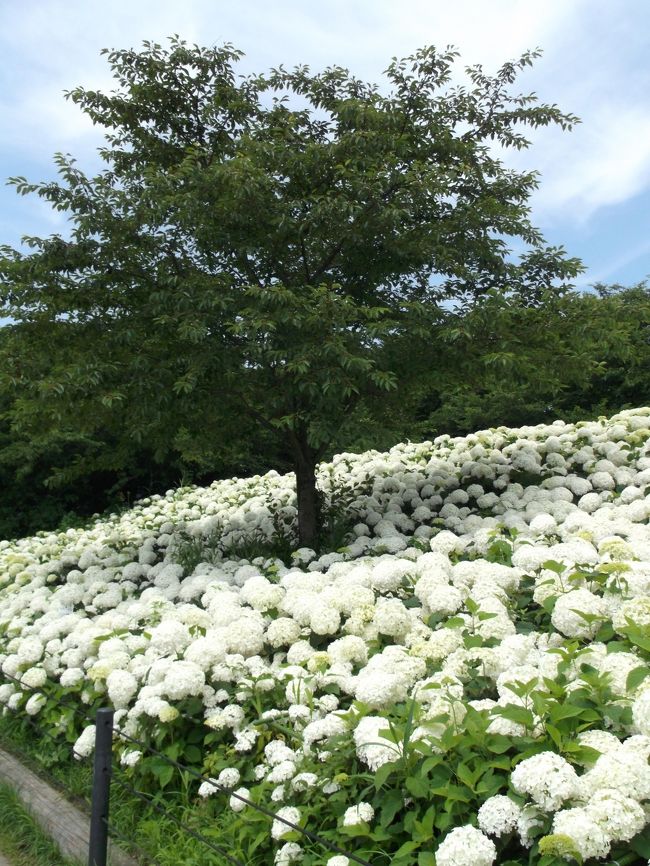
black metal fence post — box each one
[88,707,114,866]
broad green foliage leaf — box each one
[620,627,650,653]
[631,824,650,858]
[627,665,650,691]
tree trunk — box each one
[293,442,320,549]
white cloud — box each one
[526,107,650,223]
[0,0,583,155]
[0,0,649,240]
[0,0,205,157]
[496,2,650,226]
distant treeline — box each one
[1,281,648,540]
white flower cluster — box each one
[435,825,496,866]
[342,802,374,827]
[0,408,649,862]
[506,737,650,858]
[510,752,579,811]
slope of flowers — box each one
[1,409,650,866]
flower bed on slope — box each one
[1,409,650,866]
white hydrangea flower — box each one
[327,635,368,667]
[229,787,250,813]
[551,807,611,860]
[271,785,286,803]
[274,842,302,865]
[24,693,46,715]
[353,716,400,770]
[265,618,302,648]
[291,773,318,792]
[309,607,341,635]
[217,767,240,789]
[510,752,579,811]
[198,780,218,798]
[579,746,650,801]
[204,705,237,730]
[265,741,297,766]
[372,598,411,637]
[234,728,257,752]
[20,667,47,689]
[161,660,205,700]
[477,795,522,837]
[106,669,138,708]
[551,589,608,638]
[271,806,301,840]
[302,714,347,751]
[414,578,462,615]
[613,597,650,633]
[354,668,408,709]
[227,620,265,657]
[586,788,646,842]
[575,729,622,762]
[16,637,44,664]
[73,725,96,759]
[342,802,374,826]
[240,576,284,612]
[435,825,496,866]
[120,750,142,768]
[632,688,650,736]
[267,761,297,784]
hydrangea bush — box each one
[1,408,650,865]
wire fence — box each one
[0,670,379,866]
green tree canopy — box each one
[0,39,583,544]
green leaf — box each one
[394,841,420,858]
[542,595,559,614]
[549,703,586,722]
[626,665,650,692]
[155,763,174,788]
[183,744,202,763]
[593,621,615,642]
[456,763,479,791]
[631,824,650,858]
[495,705,535,727]
[406,775,430,798]
[623,628,650,652]
[430,784,471,803]
[378,790,403,828]
[374,760,398,789]
[339,822,371,838]
[486,734,513,754]
[546,723,563,750]
[542,560,566,574]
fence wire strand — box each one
[103,818,165,866]
[0,670,96,726]
[0,670,376,865]
[112,726,375,866]
[111,774,248,866]
[18,709,87,762]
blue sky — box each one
[1,0,649,289]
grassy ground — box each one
[0,782,77,866]
[0,713,230,866]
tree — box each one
[403,289,618,436]
[0,321,291,540]
[368,281,650,442]
[553,280,650,419]
[0,39,582,545]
